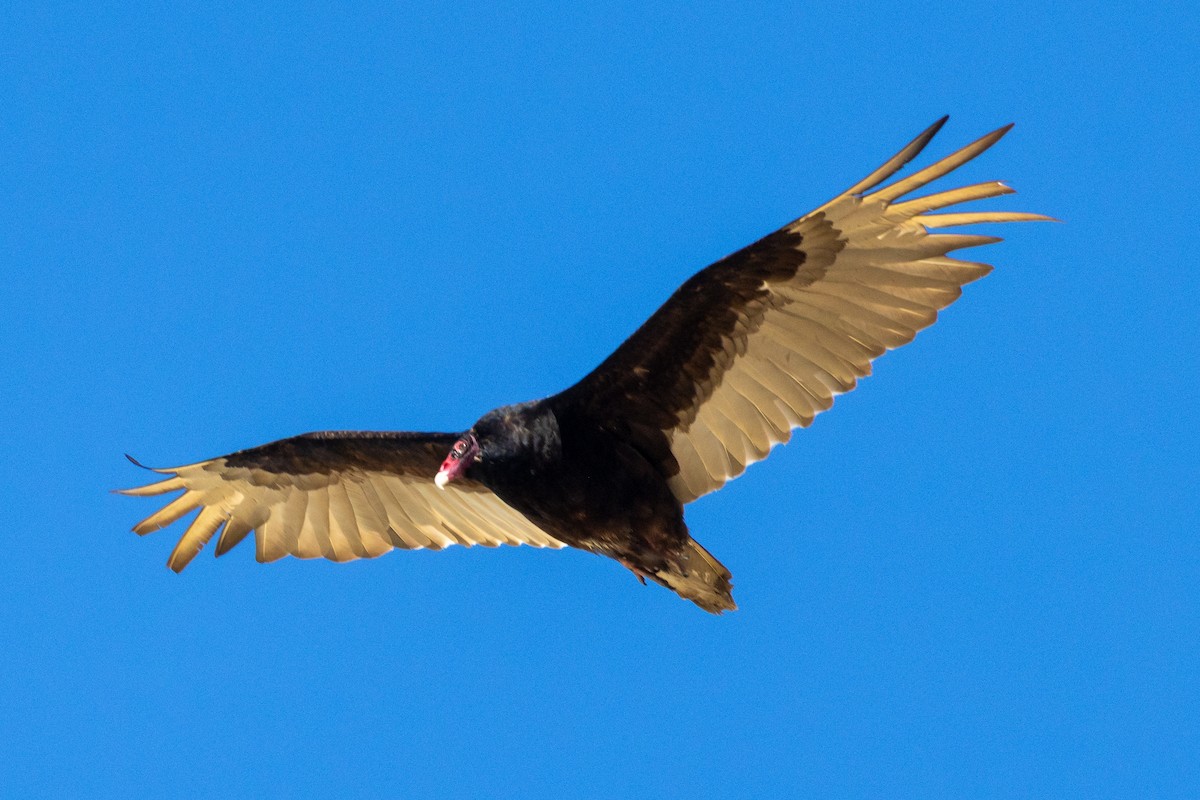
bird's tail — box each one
[654,537,736,614]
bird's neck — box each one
[478,402,562,480]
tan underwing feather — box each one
[216,500,270,557]
[294,485,331,560]
[117,476,185,497]
[168,505,227,572]
[870,126,1012,203]
[343,478,395,557]
[272,488,307,558]
[917,211,1053,228]
[371,477,437,549]
[132,492,204,535]
[215,516,253,558]
[891,181,1015,214]
[256,492,291,563]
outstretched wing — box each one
[554,118,1051,503]
[119,431,564,571]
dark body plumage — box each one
[472,403,684,560]
[121,119,1048,613]
[471,402,727,609]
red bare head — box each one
[435,433,480,489]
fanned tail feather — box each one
[654,538,737,614]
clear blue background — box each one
[3,2,1196,797]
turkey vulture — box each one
[121,118,1049,613]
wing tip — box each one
[123,452,181,474]
[869,120,1024,204]
[125,453,180,473]
[125,453,153,470]
[914,115,950,149]
[976,122,1015,149]
[839,115,951,198]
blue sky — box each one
[2,2,1197,797]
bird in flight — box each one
[121,117,1049,613]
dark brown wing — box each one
[119,431,563,571]
[554,119,1050,503]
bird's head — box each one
[434,432,480,489]
[435,404,557,490]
